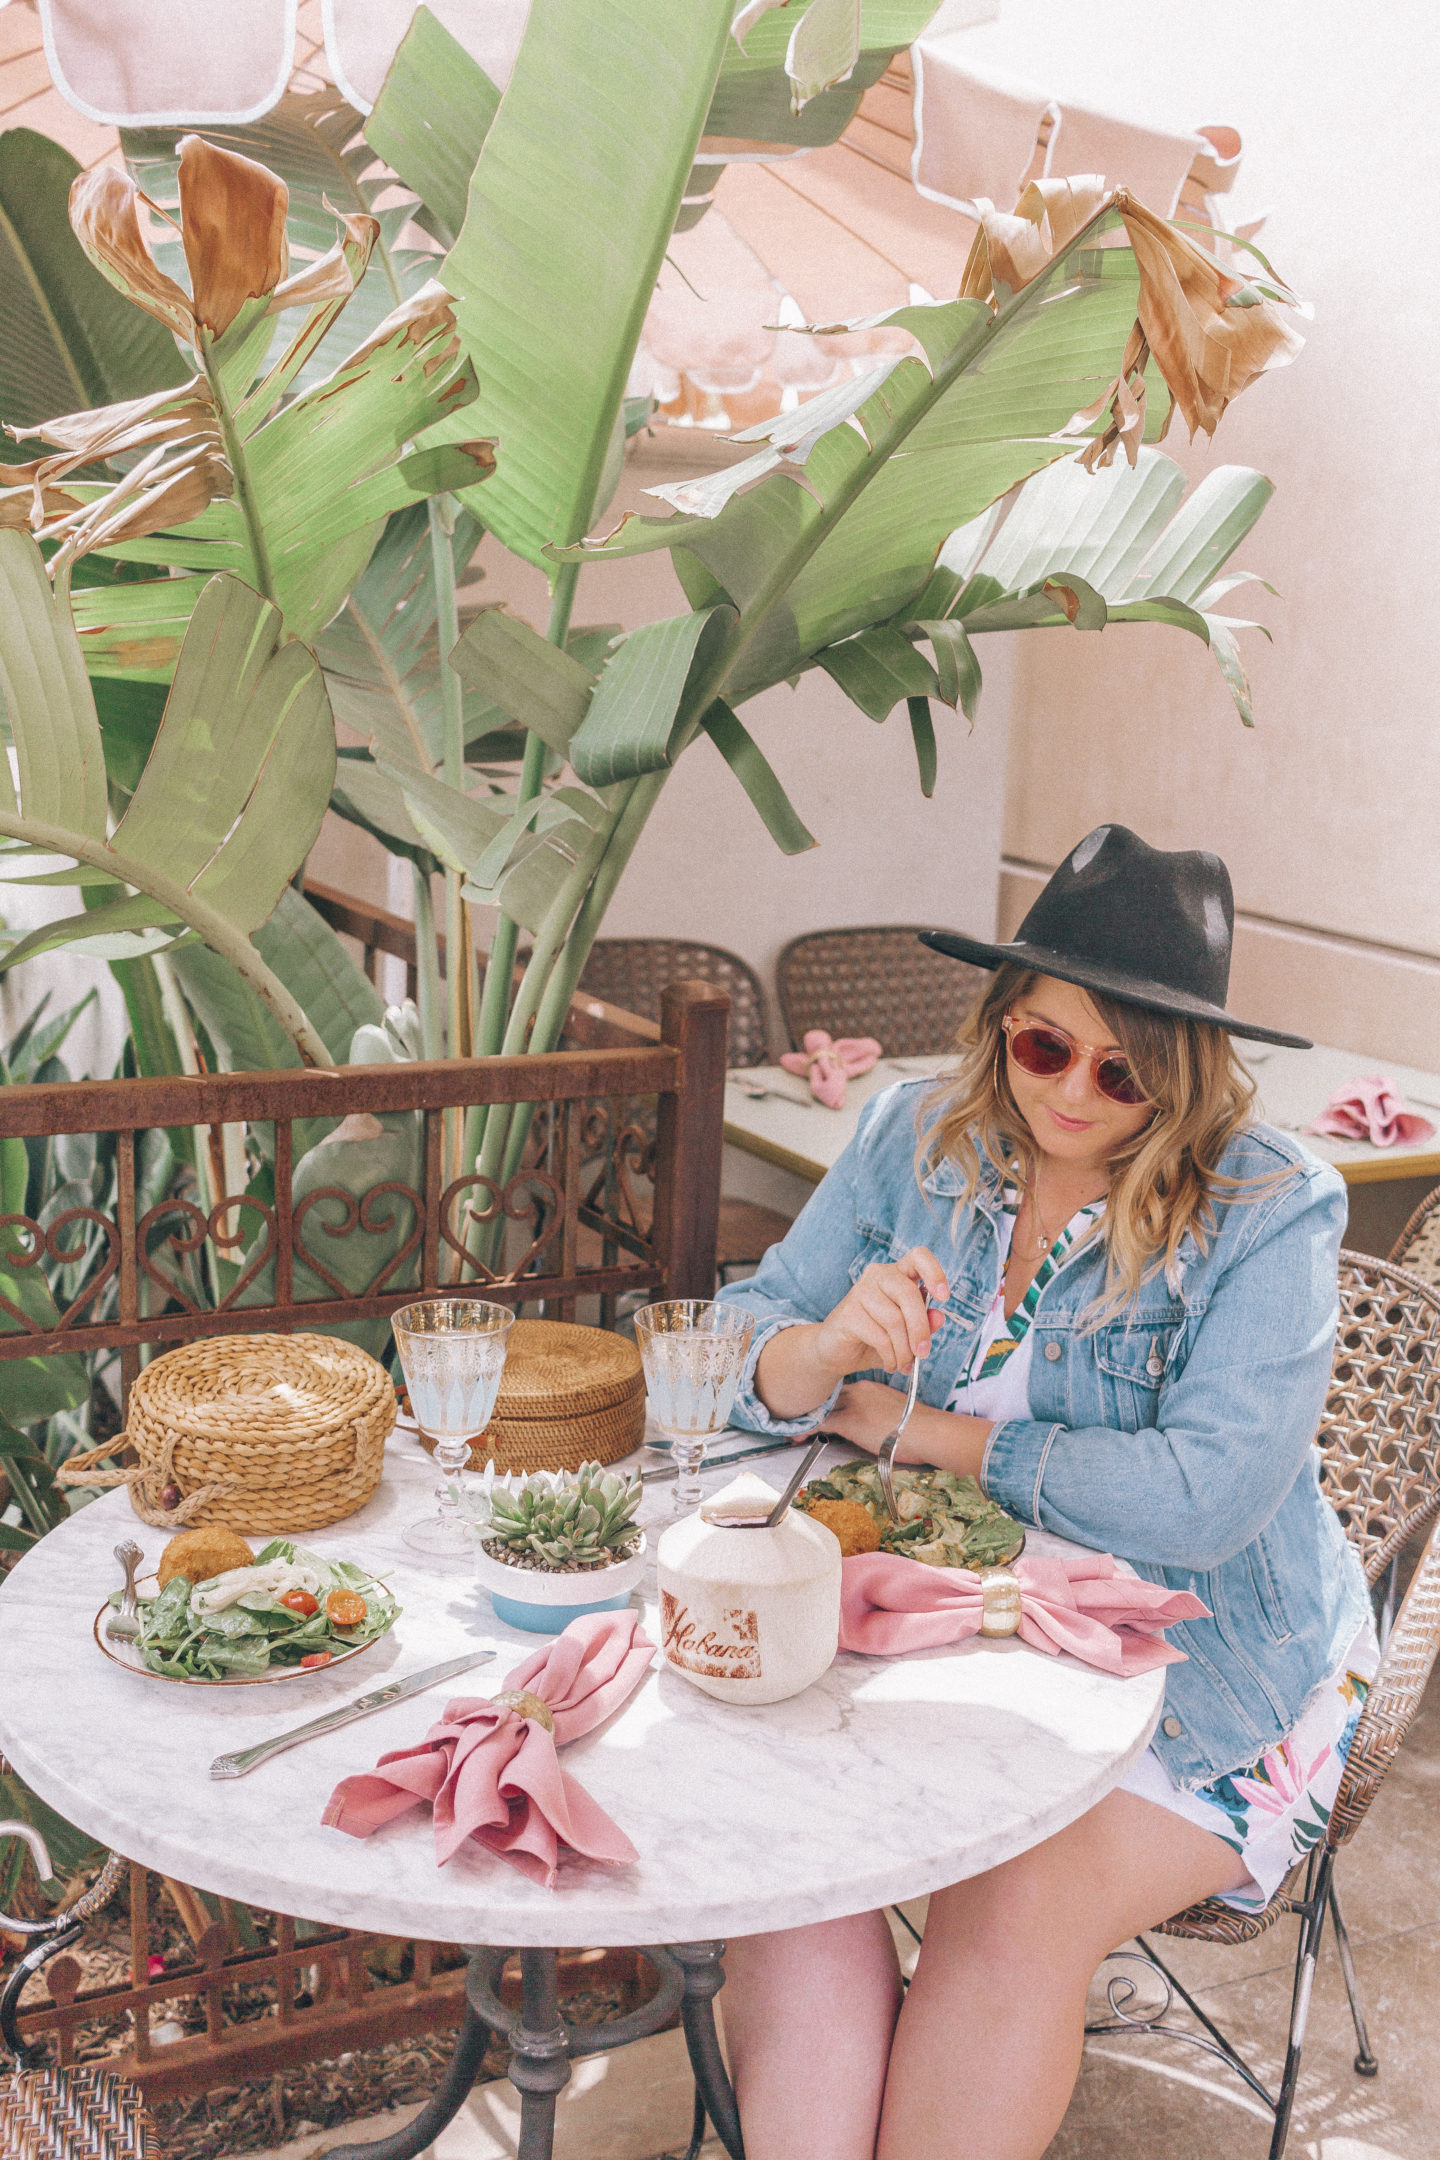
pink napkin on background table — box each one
[322,1611,655,1888]
[839,1550,1208,1679]
[1306,1075,1436,1150]
[780,1029,882,1109]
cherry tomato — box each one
[281,1589,319,1616]
[300,1650,332,1669]
[326,1589,367,1629]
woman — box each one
[716,825,1374,2160]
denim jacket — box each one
[719,1080,1371,1789]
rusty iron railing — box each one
[10,1864,656,2102]
[0,979,729,1411]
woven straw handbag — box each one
[58,1333,395,1531]
[410,1319,646,1475]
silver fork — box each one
[106,1539,145,1640]
[876,1357,925,1524]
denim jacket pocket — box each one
[1091,1321,1181,1431]
[1244,1529,1296,1645]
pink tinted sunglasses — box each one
[1002,1013,1149,1107]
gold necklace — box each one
[1027,1174,1059,1255]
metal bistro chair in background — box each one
[776,926,989,1058]
[0,1826,151,2158]
[577,940,792,1284]
[1086,1250,1440,2160]
[1389,1181,1440,1290]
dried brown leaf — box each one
[454,438,498,483]
[81,450,230,552]
[340,279,462,373]
[269,208,378,314]
[69,166,195,343]
[177,135,290,337]
[1114,189,1303,441]
[9,380,210,461]
[958,174,1302,470]
[0,483,83,529]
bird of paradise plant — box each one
[0,0,1303,1179]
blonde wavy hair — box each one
[919,964,1259,1320]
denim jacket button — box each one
[1162,1716,1183,1739]
[1043,1341,1062,1362]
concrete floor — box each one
[249,1676,1439,2160]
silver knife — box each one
[209,1650,496,1780]
[641,1436,834,1484]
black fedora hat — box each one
[920,825,1310,1049]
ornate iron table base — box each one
[322,1940,743,2160]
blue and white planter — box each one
[472,1534,646,1634]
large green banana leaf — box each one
[314,501,491,773]
[711,2,938,150]
[0,537,337,1065]
[0,129,189,442]
[437,0,737,567]
[172,887,385,1075]
[576,249,1172,698]
[365,7,502,245]
[901,449,1276,723]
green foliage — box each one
[365,7,501,244]
[0,543,339,1063]
[438,0,737,565]
[0,127,188,440]
[0,1765,103,1907]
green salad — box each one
[117,1538,399,1680]
[797,1461,1025,1570]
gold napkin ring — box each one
[495,1688,556,1732]
[979,1565,1023,1638]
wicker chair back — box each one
[1389,1182,1440,1291]
[579,940,771,1067]
[1157,1250,1440,1944]
[776,927,987,1057]
[1317,1251,1440,1584]
[0,1844,154,2155]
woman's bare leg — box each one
[877,1790,1251,2160]
[723,1909,903,2160]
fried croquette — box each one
[803,1497,882,1558]
[157,1525,255,1589]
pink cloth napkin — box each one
[321,1611,655,1889]
[1306,1076,1436,1150]
[839,1550,1209,1679]
[780,1029,882,1109]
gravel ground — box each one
[152,1983,634,2160]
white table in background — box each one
[724,1044,1440,1197]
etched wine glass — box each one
[393,1299,515,1556]
[633,1300,756,1512]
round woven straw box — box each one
[417,1320,645,1475]
[121,1333,395,1532]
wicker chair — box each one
[0,1827,151,2158]
[1087,1251,1440,2159]
[776,926,988,1058]
[576,940,790,1283]
[1390,1181,1440,1290]
[579,939,772,1068]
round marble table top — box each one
[0,1436,1163,1947]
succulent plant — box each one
[483,1462,642,1572]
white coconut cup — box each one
[656,1487,840,1705]
[472,1533,647,1635]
